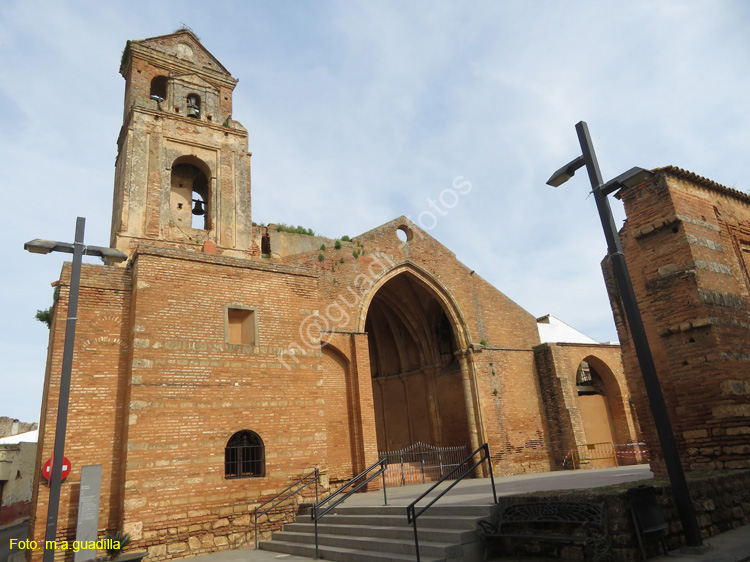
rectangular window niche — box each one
[226,305,257,346]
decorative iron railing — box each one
[379,441,470,487]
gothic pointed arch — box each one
[360,264,481,453]
[356,262,471,350]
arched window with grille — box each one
[224,430,265,479]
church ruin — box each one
[27,31,638,560]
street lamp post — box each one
[25,217,127,562]
[547,121,703,547]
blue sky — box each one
[1,1,749,423]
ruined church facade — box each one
[28,32,638,560]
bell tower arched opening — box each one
[170,157,210,230]
[365,271,470,452]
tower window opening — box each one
[150,76,167,101]
[187,94,201,118]
[261,231,271,256]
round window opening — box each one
[396,225,413,243]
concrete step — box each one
[284,521,476,544]
[271,530,461,558]
[326,504,493,518]
[260,502,491,561]
[301,512,483,530]
[259,539,444,562]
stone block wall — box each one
[492,469,750,561]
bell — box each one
[187,105,199,118]
[192,199,205,216]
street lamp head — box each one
[601,167,652,196]
[24,239,69,255]
[24,239,127,263]
[93,247,128,263]
[546,155,585,187]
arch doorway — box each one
[364,272,470,452]
[576,359,615,446]
[575,356,633,468]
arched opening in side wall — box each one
[320,345,357,482]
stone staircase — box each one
[259,503,493,561]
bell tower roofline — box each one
[120,30,238,89]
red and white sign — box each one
[42,456,71,481]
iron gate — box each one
[379,442,470,487]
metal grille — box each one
[572,441,617,469]
[379,442,470,487]
[563,441,650,468]
[225,430,265,478]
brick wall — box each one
[605,167,750,474]
[29,263,132,561]
[122,246,332,559]
[28,216,582,560]
[283,216,556,473]
[534,343,641,468]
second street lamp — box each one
[548,121,703,548]
[25,217,127,562]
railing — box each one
[563,442,617,469]
[310,459,388,559]
[406,443,496,562]
[379,442,469,487]
[254,468,319,549]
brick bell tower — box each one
[111,30,254,258]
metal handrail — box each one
[406,443,497,562]
[254,468,319,549]
[310,458,388,559]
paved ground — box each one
[5,466,748,562]
[0,517,28,562]
[343,463,654,507]
[188,523,749,562]
[173,465,750,562]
